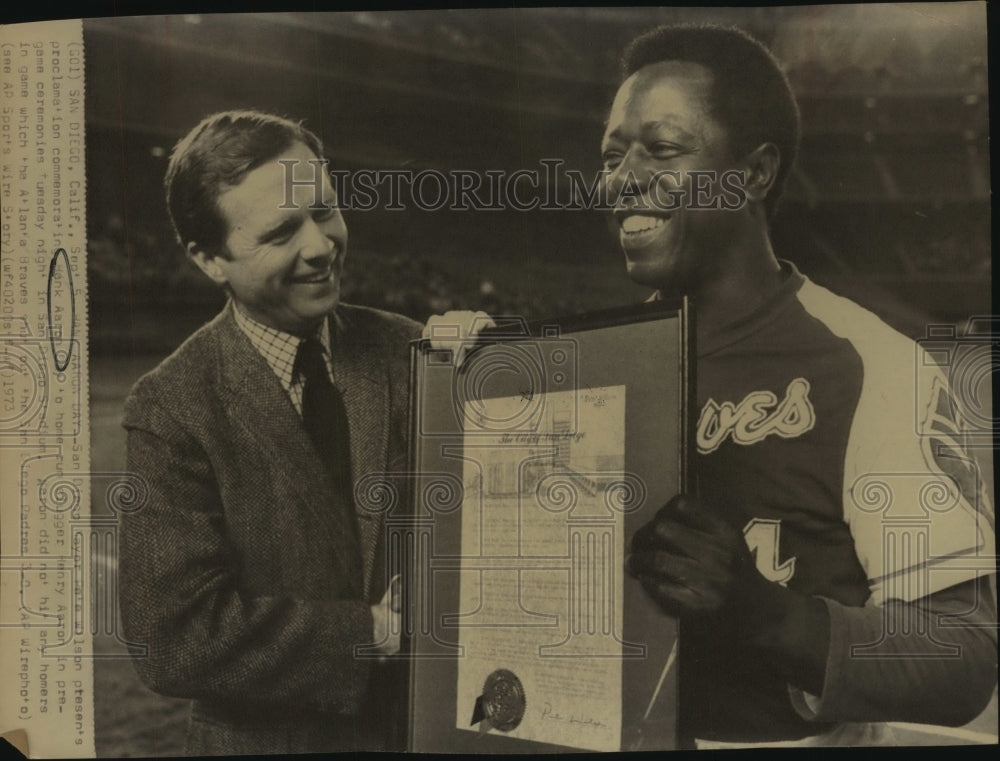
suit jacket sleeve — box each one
[120,391,375,715]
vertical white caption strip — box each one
[1,19,93,758]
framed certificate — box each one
[402,299,693,753]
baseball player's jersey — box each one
[682,261,993,742]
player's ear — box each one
[741,142,780,205]
[188,241,229,286]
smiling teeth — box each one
[621,215,666,234]
[297,269,331,283]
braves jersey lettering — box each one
[696,378,816,454]
[743,518,796,585]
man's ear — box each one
[742,143,780,205]
[187,242,228,286]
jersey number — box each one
[743,518,796,586]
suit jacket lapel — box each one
[214,305,343,550]
[330,309,390,602]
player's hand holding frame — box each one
[628,494,829,696]
[627,495,764,617]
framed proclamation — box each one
[403,299,693,753]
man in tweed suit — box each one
[119,111,421,754]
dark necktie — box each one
[295,334,363,592]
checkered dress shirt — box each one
[232,304,334,417]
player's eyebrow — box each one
[603,126,625,144]
[641,120,698,144]
[604,119,699,146]
[257,215,303,245]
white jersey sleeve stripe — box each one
[796,280,992,605]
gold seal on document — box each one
[482,669,526,732]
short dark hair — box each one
[165,110,324,258]
[621,24,801,218]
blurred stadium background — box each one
[82,5,994,755]
[86,5,990,351]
